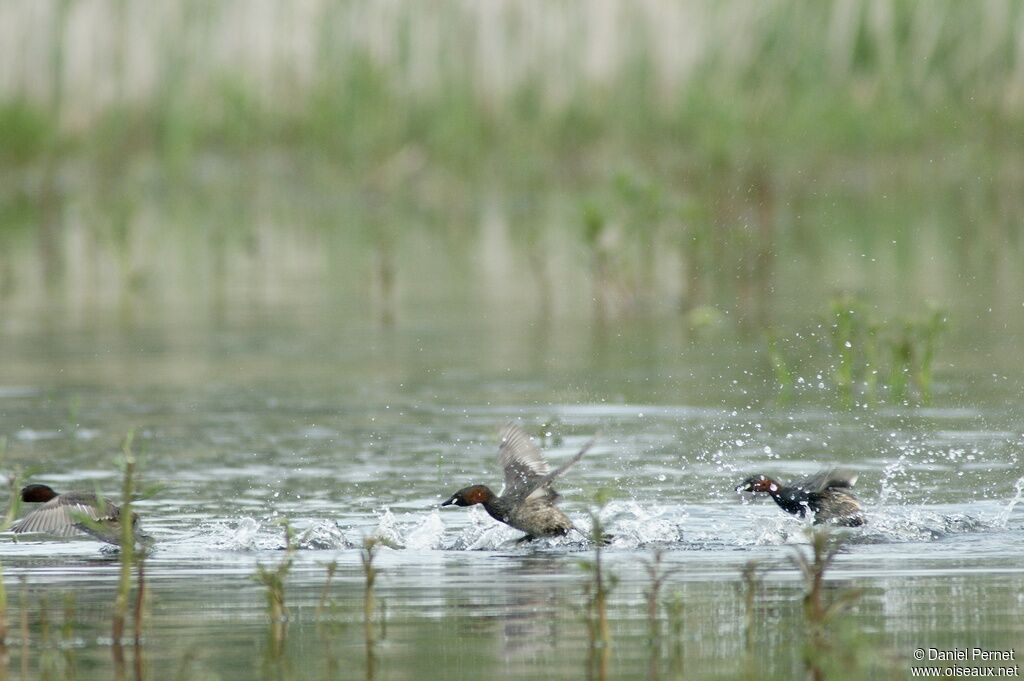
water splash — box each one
[157,497,1011,555]
[295,521,351,550]
[405,510,445,550]
[995,476,1024,527]
[199,517,267,550]
[600,501,682,547]
[878,454,910,505]
[372,508,405,548]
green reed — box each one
[18,577,28,681]
[0,565,6,651]
[789,528,862,681]
[888,324,914,405]
[738,560,763,665]
[765,328,795,401]
[61,593,76,681]
[886,309,947,405]
[315,560,338,622]
[914,306,947,404]
[582,506,617,681]
[0,438,23,532]
[361,538,381,681]
[613,171,665,306]
[581,201,612,318]
[111,431,137,645]
[664,592,684,681]
[829,296,858,405]
[0,567,6,681]
[642,549,681,681]
[862,321,882,404]
[765,297,948,407]
[314,560,341,679]
[38,595,58,681]
[253,521,295,658]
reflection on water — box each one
[0,301,1022,680]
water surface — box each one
[1,303,1022,680]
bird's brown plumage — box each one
[442,424,594,540]
[11,484,144,546]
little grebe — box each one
[442,423,595,541]
[736,469,865,526]
[11,483,148,546]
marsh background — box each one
[0,1,1023,680]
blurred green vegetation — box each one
[0,0,1021,323]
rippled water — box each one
[1,304,1022,680]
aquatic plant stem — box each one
[133,556,145,646]
[0,565,6,647]
[643,549,679,681]
[18,577,27,681]
[362,538,379,681]
[739,560,763,678]
[664,593,684,680]
[62,593,76,681]
[315,561,338,622]
[112,431,136,645]
[789,528,862,681]
[254,522,294,658]
[584,508,614,681]
[0,564,6,681]
[0,438,22,532]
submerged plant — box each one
[112,432,137,645]
[314,560,342,679]
[38,595,59,680]
[738,561,763,665]
[581,502,617,681]
[253,521,295,657]
[315,560,338,622]
[62,593,76,680]
[362,538,381,681]
[788,528,862,681]
[642,549,681,681]
[664,592,684,681]
[19,576,28,681]
[0,567,6,680]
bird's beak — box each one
[440,498,455,507]
[735,484,748,493]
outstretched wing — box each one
[498,423,551,498]
[10,494,112,538]
[794,468,858,494]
